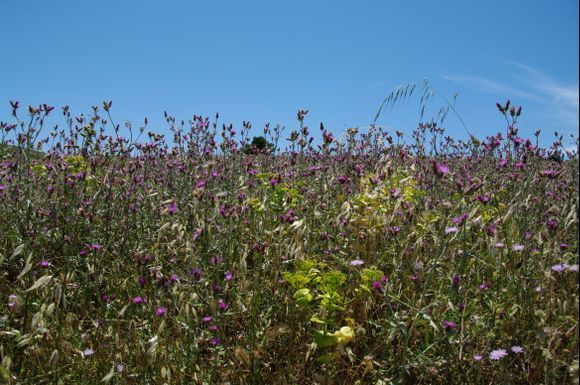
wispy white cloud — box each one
[508,60,579,111]
[443,62,579,133]
[441,74,545,102]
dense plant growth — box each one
[0,100,578,384]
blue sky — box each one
[1,0,578,148]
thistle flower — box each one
[155,306,167,316]
[38,260,50,268]
[442,320,458,331]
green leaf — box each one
[314,330,337,348]
[293,288,313,305]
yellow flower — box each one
[334,326,355,346]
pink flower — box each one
[155,306,167,316]
[218,299,228,310]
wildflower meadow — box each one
[0,99,578,384]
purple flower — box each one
[512,244,524,252]
[489,349,508,360]
[155,306,167,316]
[225,271,233,281]
[551,264,570,273]
[445,227,458,234]
[190,267,202,280]
[350,259,364,266]
[167,201,177,215]
[38,260,50,268]
[218,299,228,310]
[202,316,213,323]
[83,348,95,357]
[452,274,460,289]
[210,337,220,346]
[473,354,483,362]
[452,213,468,226]
[511,346,523,354]
[479,282,492,291]
[132,296,145,304]
[442,320,458,331]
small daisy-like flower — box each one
[445,227,458,234]
[350,259,364,266]
[511,346,523,354]
[489,349,508,360]
[551,264,570,273]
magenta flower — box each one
[132,296,145,304]
[225,271,233,281]
[155,306,167,316]
[218,299,228,310]
[38,260,50,268]
[202,316,213,323]
[442,320,458,331]
[167,201,177,215]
